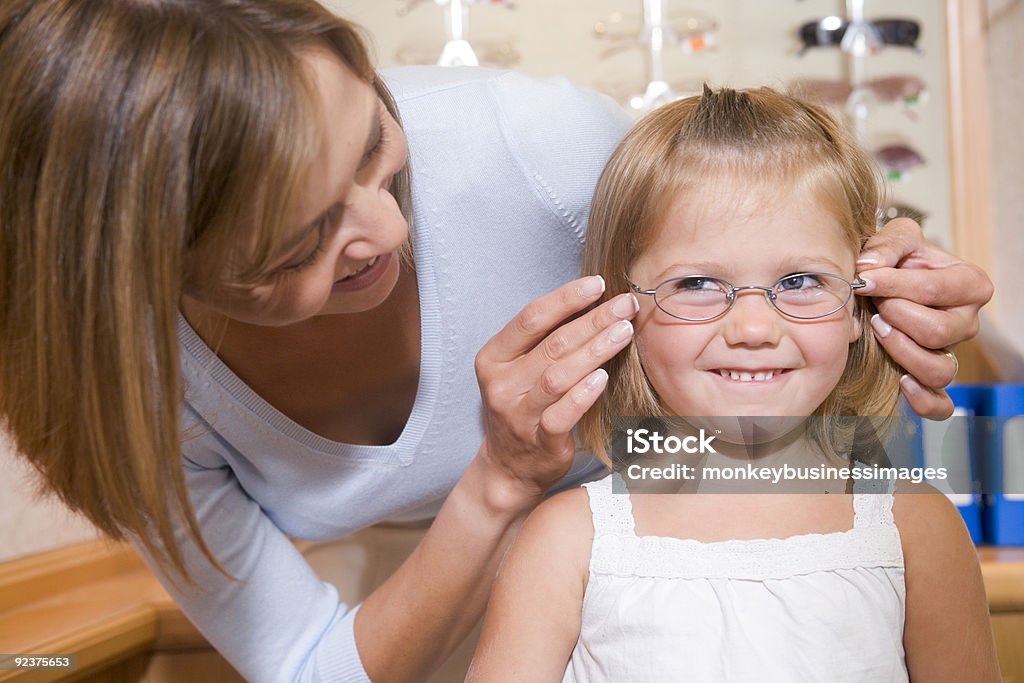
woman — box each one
[0,1,991,681]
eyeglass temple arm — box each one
[624,276,657,296]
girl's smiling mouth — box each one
[712,368,792,383]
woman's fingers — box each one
[474,281,638,493]
[480,276,607,362]
[869,314,959,389]
[856,217,952,269]
[526,316,633,412]
[537,369,609,450]
[535,293,638,365]
[869,311,958,419]
[872,296,979,352]
[899,375,956,419]
[857,263,993,310]
[854,216,991,420]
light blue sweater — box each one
[156,66,631,682]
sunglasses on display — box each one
[797,17,921,56]
[796,75,926,107]
[874,144,925,182]
[880,203,929,226]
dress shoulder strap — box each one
[582,473,636,537]
[853,474,897,528]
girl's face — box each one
[184,50,409,327]
[629,181,862,420]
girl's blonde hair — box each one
[579,86,902,465]
[0,0,409,581]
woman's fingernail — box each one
[856,276,875,294]
[870,314,892,338]
[586,368,609,389]
[612,293,638,318]
[579,275,605,297]
[856,252,880,266]
[900,374,922,395]
[608,320,633,343]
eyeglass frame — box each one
[624,272,868,322]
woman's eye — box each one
[361,109,390,166]
[278,207,338,275]
[284,239,324,273]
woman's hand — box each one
[474,276,637,508]
[855,217,994,418]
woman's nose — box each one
[720,289,784,346]
[342,186,409,259]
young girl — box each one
[468,86,1000,682]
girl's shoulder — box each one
[529,486,597,544]
[513,486,596,567]
[890,481,977,567]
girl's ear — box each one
[849,309,864,343]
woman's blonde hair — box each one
[0,0,409,580]
[578,86,902,465]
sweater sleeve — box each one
[132,453,371,683]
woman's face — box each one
[185,50,409,327]
[629,181,862,424]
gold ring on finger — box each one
[943,349,959,379]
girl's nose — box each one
[720,290,784,346]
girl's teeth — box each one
[718,369,777,382]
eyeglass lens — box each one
[655,274,854,321]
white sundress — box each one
[562,474,909,682]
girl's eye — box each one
[673,277,721,291]
[778,274,823,291]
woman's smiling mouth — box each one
[331,252,392,292]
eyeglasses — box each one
[626,273,866,322]
[797,17,921,56]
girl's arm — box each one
[467,488,593,682]
[895,490,1001,681]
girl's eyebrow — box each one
[652,261,727,281]
[773,256,848,273]
[652,256,850,282]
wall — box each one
[0,440,98,563]
[986,0,1024,364]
